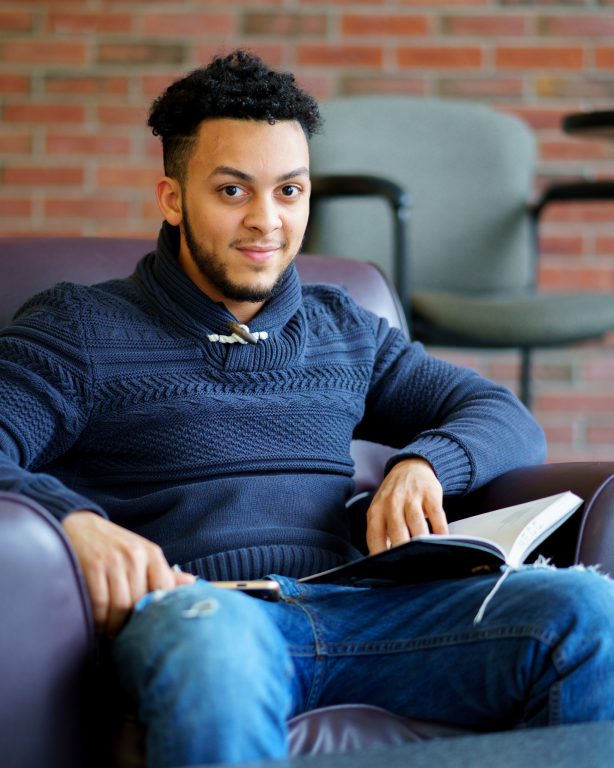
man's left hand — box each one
[365,457,448,554]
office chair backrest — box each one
[308,95,537,294]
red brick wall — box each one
[1,0,614,461]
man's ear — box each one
[156,177,183,226]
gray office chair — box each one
[306,95,614,408]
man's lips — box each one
[235,243,282,263]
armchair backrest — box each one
[308,95,537,294]
[0,237,408,336]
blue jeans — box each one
[112,567,614,767]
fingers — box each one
[365,458,447,555]
[423,495,448,536]
[174,570,197,587]
[367,494,432,553]
[62,511,193,637]
[146,545,179,593]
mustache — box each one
[230,238,287,249]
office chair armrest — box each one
[309,174,412,313]
[531,179,614,220]
[311,173,411,212]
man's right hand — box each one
[62,511,195,637]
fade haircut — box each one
[148,49,322,184]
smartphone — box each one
[210,580,281,602]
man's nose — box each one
[243,195,282,233]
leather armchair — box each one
[1,236,614,768]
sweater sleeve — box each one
[0,285,107,520]
[355,315,547,495]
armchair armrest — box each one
[445,462,614,573]
[0,492,94,768]
[309,173,412,314]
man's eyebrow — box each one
[211,166,310,183]
[278,166,310,182]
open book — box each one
[299,491,583,586]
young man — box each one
[2,51,614,767]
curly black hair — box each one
[148,50,322,182]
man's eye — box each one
[280,185,300,197]
[222,185,244,198]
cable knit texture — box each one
[0,223,546,579]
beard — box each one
[182,206,294,304]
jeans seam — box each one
[283,594,328,709]
[290,624,562,657]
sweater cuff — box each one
[385,433,474,495]
[19,474,107,522]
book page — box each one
[446,492,581,566]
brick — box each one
[45,133,131,156]
[45,74,129,96]
[539,234,584,256]
[97,166,159,189]
[0,198,32,218]
[596,48,614,68]
[507,106,568,130]
[97,43,186,66]
[538,15,614,36]
[44,198,128,219]
[47,11,132,34]
[142,12,235,36]
[540,140,611,162]
[297,44,382,67]
[3,104,86,125]
[145,134,164,159]
[341,76,426,96]
[538,265,614,291]
[1,40,87,66]
[535,391,614,414]
[584,356,614,381]
[244,12,326,36]
[401,0,489,5]
[342,14,428,36]
[534,361,576,383]
[3,166,84,186]
[500,0,591,5]
[0,12,33,33]
[158,0,282,4]
[0,133,32,154]
[98,105,148,126]
[0,73,30,94]
[438,77,523,99]
[295,74,333,101]
[542,424,575,445]
[496,46,584,69]
[540,202,614,224]
[535,75,614,100]
[586,425,614,444]
[398,46,483,68]
[301,0,386,5]
[596,237,614,256]
[442,15,527,36]
[142,72,189,100]
[196,43,285,68]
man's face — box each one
[172,118,311,321]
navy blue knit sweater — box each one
[0,224,546,579]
